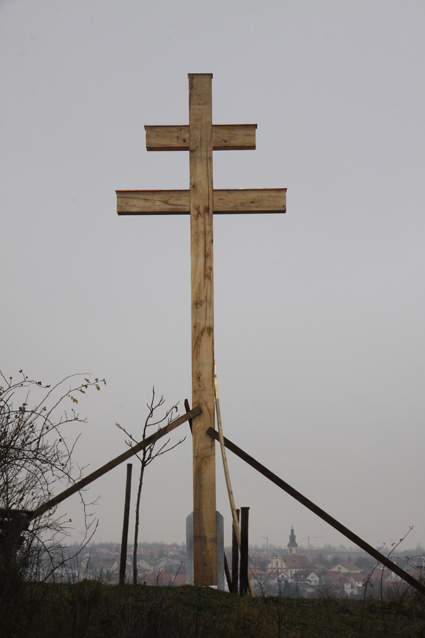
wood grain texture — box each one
[212,124,256,150]
[214,188,286,213]
[145,126,189,151]
[189,73,217,587]
[117,190,189,214]
[145,124,256,151]
[117,188,286,215]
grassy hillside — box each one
[2,580,425,637]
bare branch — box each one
[0,369,104,582]
[115,388,183,584]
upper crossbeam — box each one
[145,124,257,151]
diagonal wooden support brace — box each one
[30,407,201,520]
[206,427,425,596]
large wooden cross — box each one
[117,73,286,586]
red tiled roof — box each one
[282,555,311,569]
[323,572,349,586]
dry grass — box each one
[1,578,425,638]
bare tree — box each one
[0,370,105,583]
[116,390,185,584]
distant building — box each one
[287,527,298,555]
[137,559,153,573]
[293,570,320,587]
[329,562,361,574]
[267,528,311,578]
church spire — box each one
[287,526,298,555]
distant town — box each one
[53,527,425,598]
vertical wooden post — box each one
[119,463,132,585]
[240,507,250,596]
[231,508,240,594]
[189,73,217,586]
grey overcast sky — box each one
[1,1,425,552]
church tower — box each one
[287,526,298,555]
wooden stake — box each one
[224,552,232,591]
[240,507,250,597]
[231,509,240,595]
[119,463,132,585]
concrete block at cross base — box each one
[186,511,224,590]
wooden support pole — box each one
[189,73,217,587]
[206,427,425,596]
[184,398,193,433]
[240,507,250,597]
[119,464,132,585]
[231,509,240,595]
